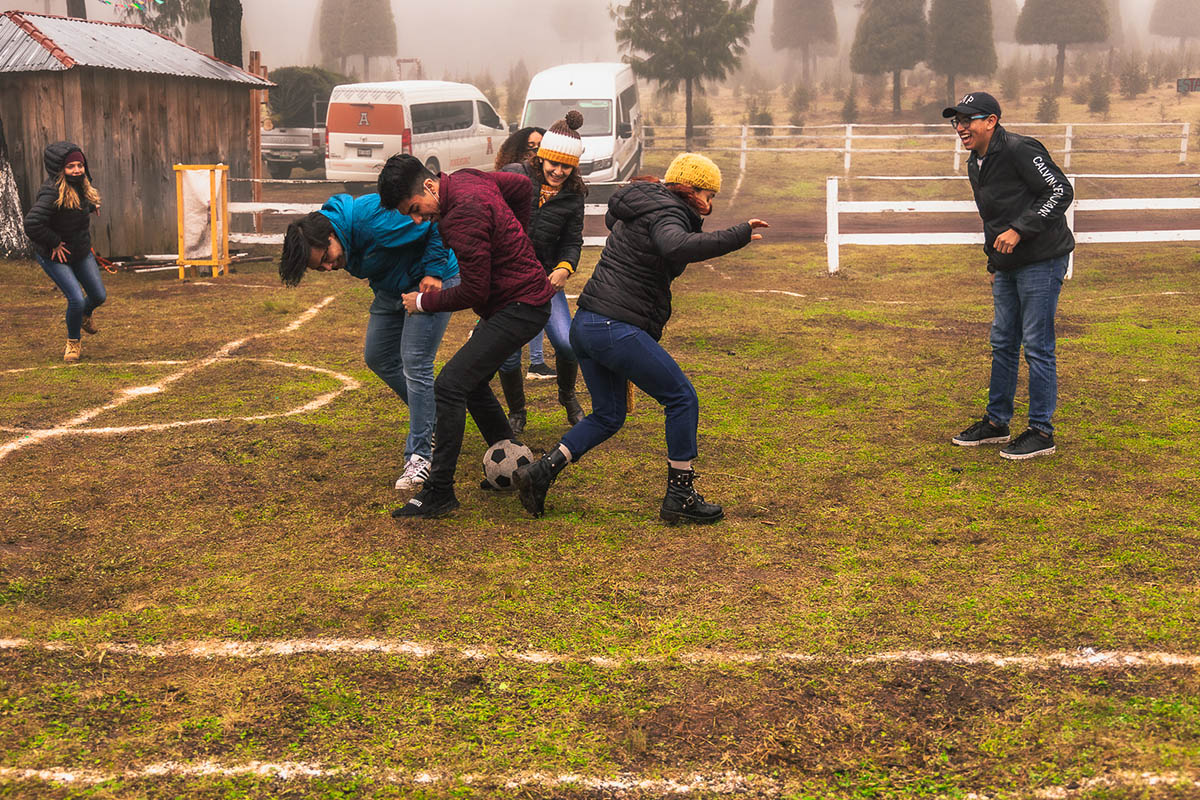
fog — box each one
[0,0,1185,83]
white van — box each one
[521,63,642,183]
[325,80,507,181]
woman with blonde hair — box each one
[24,142,105,362]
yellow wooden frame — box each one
[173,164,231,280]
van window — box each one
[524,99,612,136]
[619,86,638,123]
[476,100,503,130]
[411,101,474,134]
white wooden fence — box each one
[648,122,1192,172]
[824,174,1200,277]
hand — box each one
[748,218,770,241]
[989,272,995,285]
[51,243,70,262]
[993,228,1021,254]
[402,292,421,313]
[93,203,101,215]
[418,276,442,293]
[548,268,570,290]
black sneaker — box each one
[391,485,460,518]
[527,362,556,380]
[952,417,1011,446]
[1000,428,1056,460]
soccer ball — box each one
[482,439,534,490]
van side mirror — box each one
[617,122,633,139]
[509,122,518,133]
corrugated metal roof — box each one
[0,11,272,86]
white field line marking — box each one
[1080,290,1195,302]
[0,763,1195,799]
[750,289,806,298]
[3,639,1199,670]
[0,297,337,462]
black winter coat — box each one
[501,162,585,274]
[23,141,97,266]
[578,182,752,340]
[967,125,1075,271]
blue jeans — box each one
[363,273,459,462]
[987,256,1068,435]
[37,251,106,340]
[562,309,699,462]
[501,289,574,373]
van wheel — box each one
[425,158,440,174]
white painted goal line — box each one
[0,762,1194,799]
[2,638,1198,670]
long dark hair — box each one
[494,127,545,170]
[279,211,334,287]
[629,175,710,215]
[528,154,588,197]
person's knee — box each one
[63,290,86,313]
[89,286,106,307]
[590,406,626,435]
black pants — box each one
[428,301,551,491]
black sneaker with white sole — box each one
[952,417,1011,446]
[392,485,460,518]
[526,362,556,380]
[1000,428,1056,460]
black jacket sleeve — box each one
[1009,137,1073,239]
[649,211,753,270]
[553,193,585,272]
[23,183,62,251]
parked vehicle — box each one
[324,81,507,182]
[520,63,642,183]
[262,97,327,179]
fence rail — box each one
[825,174,1200,277]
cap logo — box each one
[962,94,974,104]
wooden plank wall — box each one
[0,69,252,257]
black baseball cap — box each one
[942,91,1002,120]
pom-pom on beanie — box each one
[537,109,584,167]
[664,152,722,193]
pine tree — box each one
[991,0,1019,43]
[341,0,397,81]
[209,0,243,68]
[506,60,531,123]
[771,0,837,83]
[1149,0,1200,46]
[318,0,347,74]
[849,0,927,113]
[928,0,997,104]
[614,0,758,150]
[1016,0,1109,94]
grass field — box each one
[2,225,1199,798]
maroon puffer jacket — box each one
[419,170,555,319]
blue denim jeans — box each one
[363,273,459,462]
[37,251,106,340]
[561,309,699,462]
[987,256,1068,435]
[500,288,574,373]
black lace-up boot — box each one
[513,447,568,518]
[660,466,724,524]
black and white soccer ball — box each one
[482,439,534,490]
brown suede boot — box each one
[64,338,81,363]
[80,313,98,335]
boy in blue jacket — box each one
[280,193,459,490]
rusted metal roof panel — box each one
[0,12,272,86]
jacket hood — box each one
[44,141,92,181]
[608,181,698,225]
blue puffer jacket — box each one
[319,193,458,295]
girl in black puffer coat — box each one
[495,111,588,435]
[515,152,769,524]
[23,142,105,362]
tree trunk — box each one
[947,74,956,106]
[1054,42,1066,95]
[801,43,811,84]
[210,0,244,68]
[0,114,31,259]
[65,0,87,18]
[362,53,370,82]
[892,70,902,113]
[684,78,694,151]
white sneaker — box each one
[394,455,431,490]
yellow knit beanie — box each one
[663,152,721,193]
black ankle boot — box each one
[499,368,527,435]
[514,447,568,518]
[660,467,724,524]
[556,357,585,426]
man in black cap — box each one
[944,91,1075,460]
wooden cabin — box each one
[0,10,272,257]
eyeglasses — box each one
[950,114,989,129]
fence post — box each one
[1063,124,1073,170]
[826,176,840,274]
[844,124,853,174]
[1181,122,1190,164]
[953,134,963,172]
[1066,175,1076,280]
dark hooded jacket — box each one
[23,141,97,266]
[578,182,752,340]
[967,125,1075,271]
[500,161,584,274]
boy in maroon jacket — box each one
[379,154,555,518]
